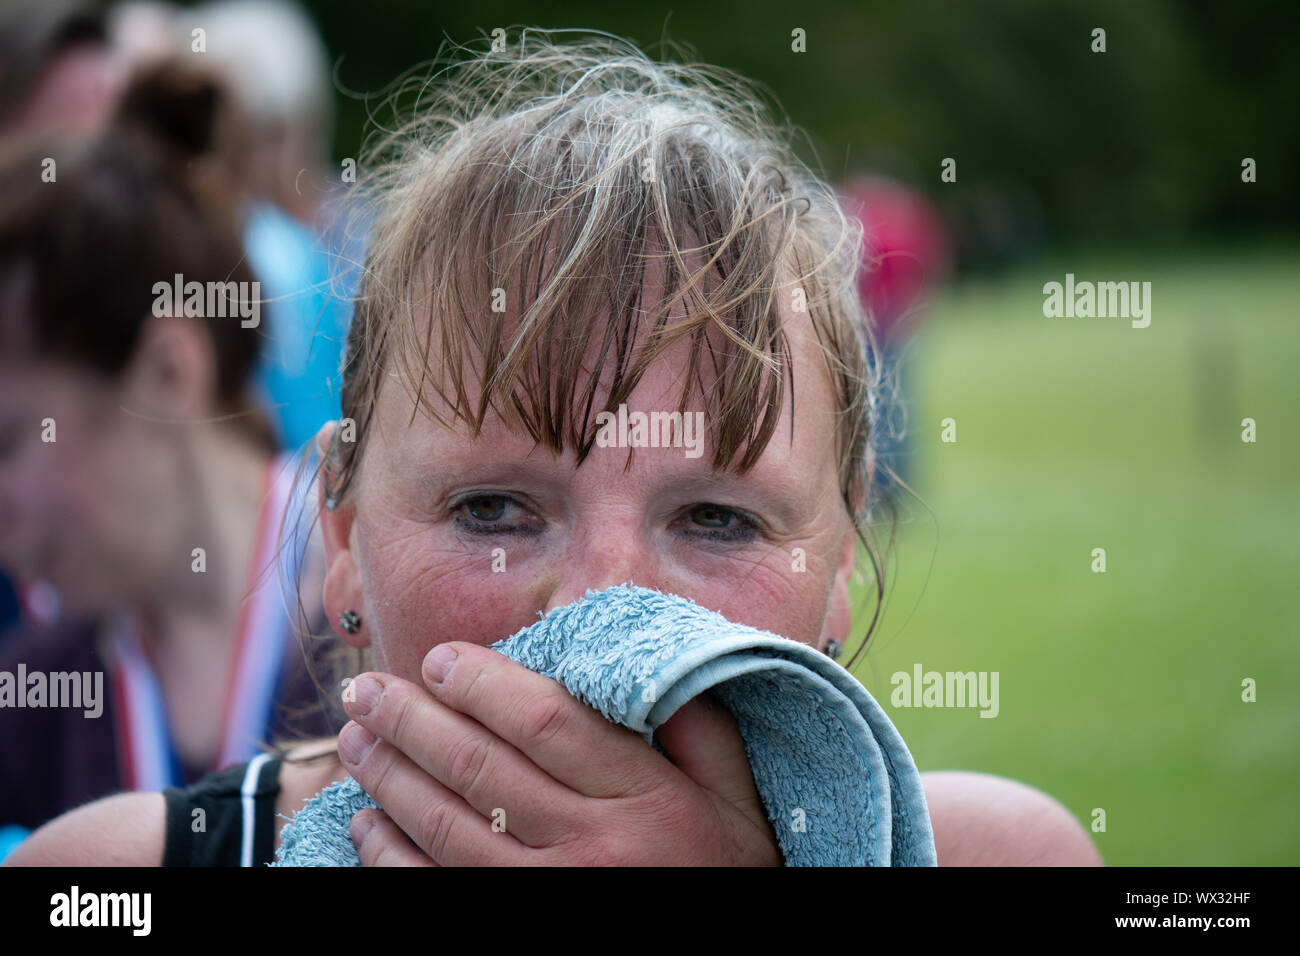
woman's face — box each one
[321,300,860,684]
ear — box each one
[821,517,858,651]
[821,482,869,653]
[316,420,368,649]
[118,311,215,421]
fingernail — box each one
[346,675,382,716]
[338,722,377,765]
[424,644,458,685]
[351,812,376,846]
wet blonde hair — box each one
[307,29,895,702]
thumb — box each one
[654,693,768,829]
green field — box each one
[847,242,1300,865]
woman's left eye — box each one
[466,495,510,521]
[679,503,759,542]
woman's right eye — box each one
[451,493,538,535]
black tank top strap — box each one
[162,753,283,866]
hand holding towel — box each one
[274,584,936,866]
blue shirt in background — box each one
[245,199,362,453]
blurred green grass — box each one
[847,242,1300,865]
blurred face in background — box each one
[0,316,212,615]
[0,51,268,619]
[0,40,124,138]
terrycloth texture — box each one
[274,584,936,866]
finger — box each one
[654,694,770,831]
[352,810,436,867]
[337,720,527,865]
[342,671,579,847]
[422,642,660,798]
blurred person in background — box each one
[840,177,951,502]
[106,1,183,68]
[173,0,359,453]
[0,0,123,139]
[0,0,126,638]
[0,61,336,859]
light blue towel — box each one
[274,584,936,866]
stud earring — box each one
[338,610,361,634]
[824,639,843,661]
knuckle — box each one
[384,683,418,743]
[357,740,397,793]
[622,791,700,862]
[619,756,681,803]
[354,816,384,866]
[414,798,456,861]
[369,840,406,868]
[452,657,491,708]
[511,692,571,749]
[639,786,695,832]
[444,732,494,800]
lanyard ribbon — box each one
[110,452,310,791]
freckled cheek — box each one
[355,517,537,683]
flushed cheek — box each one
[690,563,832,647]
[358,524,838,683]
[666,528,843,640]
[356,518,538,683]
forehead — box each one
[371,294,841,499]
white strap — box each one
[239,752,273,867]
